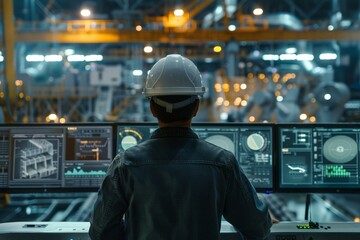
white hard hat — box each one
[143,54,206,97]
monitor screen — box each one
[277,124,360,192]
[3,124,113,192]
[116,123,274,192]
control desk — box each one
[0,221,360,240]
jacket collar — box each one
[151,127,198,139]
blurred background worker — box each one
[89,54,272,240]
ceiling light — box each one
[80,8,91,17]
[45,55,63,62]
[26,55,45,62]
[220,112,228,121]
[319,53,337,60]
[144,45,153,53]
[296,54,314,61]
[228,24,236,31]
[324,93,331,100]
[85,55,103,62]
[285,47,297,54]
[64,49,75,55]
[133,70,143,76]
[280,54,297,61]
[213,45,222,53]
[253,7,263,16]
[276,96,283,102]
[136,25,142,31]
[67,55,85,62]
[174,8,184,17]
[299,113,307,121]
[262,54,279,61]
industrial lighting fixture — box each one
[220,112,228,121]
[328,25,334,31]
[173,8,184,16]
[253,7,263,16]
[45,55,63,62]
[132,70,143,76]
[299,113,307,121]
[285,47,297,54]
[213,45,222,53]
[144,45,153,53]
[309,116,316,122]
[280,54,297,61]
[59,118,66,124]
[80,8,92,17]
[64,49,75,55]
[276,96,283,102]
[262,54,279,61]
[248,116,256,122]
[85,55,103,62]
[46,113,58,123]
[136,25,142,31]
[296,54,314,61]
[67,55,85,62]
[26,55,45,62]
[319,53,337,60]
[324,93,332,100]
[228,24,236,31]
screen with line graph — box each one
[64,125,113,188]
[278,124,360,192]
[1,123,114,192]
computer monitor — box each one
[116,122,274,192]
[0,127,10,191]
[277,123,360,193]
[5,123,113,192]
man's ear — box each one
[150,100,157,117]
[192,99,200,117]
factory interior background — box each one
[0,0,360,227]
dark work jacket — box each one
[89,127,272,240]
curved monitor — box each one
[0,123,113,193]
[116,122,274,193]
[277,123,360,193]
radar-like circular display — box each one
[323,135,357,163]
[121,135,138,150]
[246,133,266,151]
[205,135,235,154]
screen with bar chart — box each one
[2,124,113,192]
[277,124,360,192]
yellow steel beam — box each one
[2,0,16,99]
[187,0,214,20]
[15,29,360,43]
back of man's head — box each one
[143,54,206,123]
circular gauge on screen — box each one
[323,135,357,163]
[246,133,267,151]
[121,135,138,150]
[118,128,144,152]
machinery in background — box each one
[225,65,351,123]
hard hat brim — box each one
[143,87,206,97]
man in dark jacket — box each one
[89,54,273,240]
